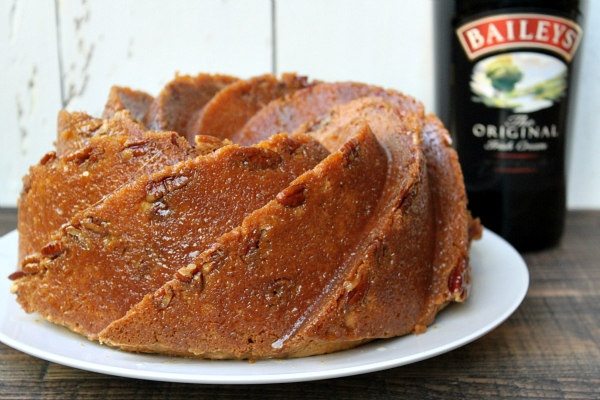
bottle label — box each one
[452,11,582,181]
[468,50,566,166]
[456,13,582,61]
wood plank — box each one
[2,0,600,213]
[0,0,62,208]
[275,0,435,111]
[0,208,16,236]
[566,0,600,209]
[56,0,273,116]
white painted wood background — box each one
[1,0,598,208]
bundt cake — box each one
[103,86,154,122]
[10,72,481,359]
[143,73,238,142]
[189,73,312,140]
[18,121,193,262]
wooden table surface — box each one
[0,209,598,399]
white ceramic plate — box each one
[0,228,528,384]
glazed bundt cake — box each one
[10,73,481,359]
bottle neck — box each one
[454,0,581,20]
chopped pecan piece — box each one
[276,184,306,208]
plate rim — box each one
[0,228,529,384]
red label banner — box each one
[456,13,582,61]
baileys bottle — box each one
[437,0,583,251]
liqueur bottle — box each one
[436,0,583,251]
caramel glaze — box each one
[143,73,238,143]
[55,110,146,156]
[234,82,423,145]
[12,134,328,338]
[102,86,154,122]
[189,73,312,140]
[99,123,392,358]
[239,82,475,333]
[285,99,435,356]
[416,116,481,329]
[18,130,191,263]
